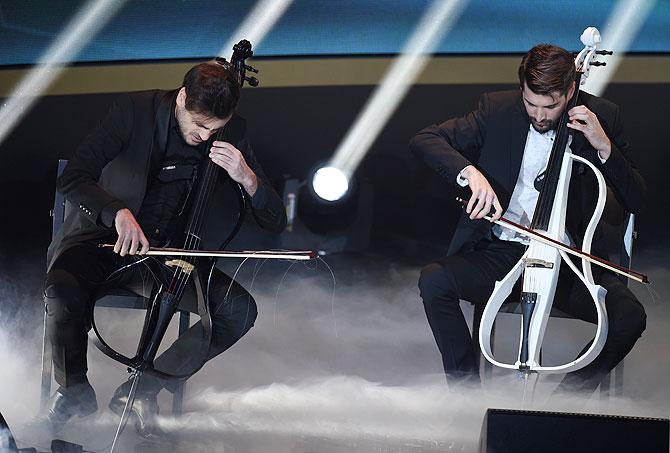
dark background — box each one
[0,82,667,251]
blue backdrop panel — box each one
[0,0,668,65]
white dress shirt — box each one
[458,126,572,244]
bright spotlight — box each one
[312,166,350,202]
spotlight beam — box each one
[218,0,294,57]
[329,0,469,178]
[582,0,656,96]
[0,0,127,147]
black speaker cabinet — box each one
[480,408,669,453]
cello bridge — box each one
[523,258,554,269]
[165,259,195,274]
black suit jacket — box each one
[48,89,287,271]
[409,90,646,256]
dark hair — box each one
[518,44,576,96]
[182,61,240,119]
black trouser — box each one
[418,236,646,392]
[44,243,257,391]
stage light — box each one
[0,0,127,147]
[312,166,350,202]
[218,0,293,58]
[315,0,468,196]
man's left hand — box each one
[210,141,258,196]
[567,105,611,160]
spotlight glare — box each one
[581,0,655,96]
[0,0,127,147]
[312,167,349,202]
[329,0,468,176]
[218,0,294,57]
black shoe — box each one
[45,382,98,434]
[108,378,168,440]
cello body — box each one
[478,27,613,374]
[479,148,609,373]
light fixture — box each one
[311,166,350,202]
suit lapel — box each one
[133,90,176,213]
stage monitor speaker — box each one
[480,408,669,453]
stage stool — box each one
[40,160,190,416]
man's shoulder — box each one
[481,90,522,113]
[579,90,618,115]
[122,89,173,109]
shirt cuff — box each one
[456,166,471,187]
[597,150,608,164]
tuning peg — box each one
[245,76,259,87]
[244,64,259,73]
[590,61,606,66]
[596,49,613,55]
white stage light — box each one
[312,166,350,202]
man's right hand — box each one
[460,165,503,221]
[113,208,149,256]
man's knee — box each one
[213,293,258,340]
[418,263,458,303]
[239,295,258,336]
[611,299,647,340]
[44,270,90,321]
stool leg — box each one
[40,305,53,409]
[600,372,611,399]
[614,362,624,397]
[483,322,495,380]
[172,311,190,416]
[472,304,482,373]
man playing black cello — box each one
[43,59,286,437]
[410,44,646,391]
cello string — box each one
[316,256,339,338]
[173,131,225,300]
[161,74,240,352]
[248,258,271,292]
[532,71,582,230]
[272,260,300,327]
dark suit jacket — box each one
[48,89,287,271]
[409,90,646,256]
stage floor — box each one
[1,236,668,452]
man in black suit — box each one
[44,61,286,436]
[410,44,646,391]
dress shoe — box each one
[108,378,168,440]
[45,382,98,434]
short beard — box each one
[531,119,555,133]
